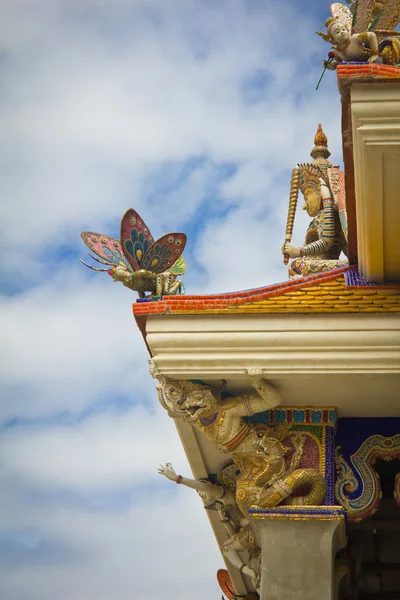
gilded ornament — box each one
[152,364,327,518]
[335,434,400,520]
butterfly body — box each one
[80,209,187,298]
[110,265,184,298]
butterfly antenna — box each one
[88,252,113,266]
[79,258,109,272]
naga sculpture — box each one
[158,462,261,588]
[282,124,348,278]
[80,208,186,297]
[151,362,326,512]
[317,1,400,70]
[234,433,326,515]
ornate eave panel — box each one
[144,311,400,417]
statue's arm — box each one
[334,48,346,62]
[302,181,335,257]
[158,463,223,498]
[367,32,379,62]
[324,58,338,70]
[226,369,281,418]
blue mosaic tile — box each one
[345,269,400,289]
[275,410,286,423]
[293,410,305,422]
[312,411,322,423]
[136,295,163,303]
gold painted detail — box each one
[151,364,327,515]
[169,274,400,315]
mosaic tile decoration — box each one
[133,266,400,316]
[337,62,400,80]
[335,418,400,521]
[345,269,400,290]
[253,408,337,426]
[135,266,353,304]
[136,296,163,302]
[248,505,346,519]
[247,407,337,506]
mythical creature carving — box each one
[281,124,348,278]
[158,462,261,589]
[151,362,326,512]
[235,433,326,515]
[317,1,400,70]
[80,208,186,297]
[150,363,282,455]
[335,434,400,520]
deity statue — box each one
[150,363,282,455]
[158,462,261,588]
[80,208,186,297]
[316,2,400,69]
[151,362,327,511]
[281,124,348,278]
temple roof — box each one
[133,266,400,319]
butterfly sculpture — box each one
[80,209,187,298]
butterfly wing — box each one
[331,3,353,32]
[141,233,187,274]
[81,231,133,271]
[120,209,155,271]
[168,255,186,276]
[352,0,375,33]
[371,0,400,33]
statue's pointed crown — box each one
[298,124,332,191]
[310,123,332,166]
[316,16,338,42]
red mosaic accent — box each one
[337,63,400,80]
[225,425,250,452]
[217,569,236,600]
[132,266,355,316]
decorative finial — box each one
[310,123,332,168]
[314,123,328,148]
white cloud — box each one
[1,407,185,491]
[0,487,223,600]
[0,0,341,276]
[0,0,345,598]
[0,267,151,419]
[0,410,223,600]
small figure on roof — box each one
[80,208,187,298]
[281,124,348,278]
[316,1,400,70]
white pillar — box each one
[350,82,400,282]
[249,506,347,600]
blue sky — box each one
[0,1,344,598]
